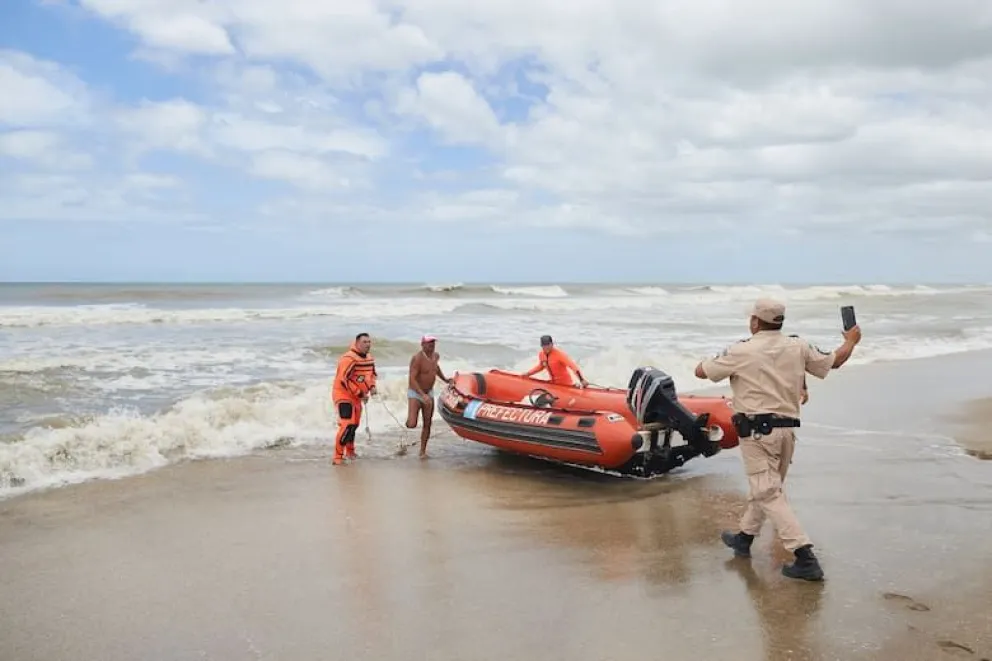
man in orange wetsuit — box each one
[331,332,378,465]
[522,335,589,387]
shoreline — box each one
[943,396,992,460]
[4,346,992,503]
[2,348,992,660]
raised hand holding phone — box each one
[841,305,857,331]
[839,305,862,349]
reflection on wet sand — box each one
[417,462,457,608]
[329,466,389,644]
[450,406,992,661]
[467,454,739,588]
[724,560,825,661]
[461,452,832,660]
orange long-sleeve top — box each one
[332,342,378,400]
[523,347,582,386]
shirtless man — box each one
[406,335,451,458]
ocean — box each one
[2,281,991,498]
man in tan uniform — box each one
[695,298,862,581]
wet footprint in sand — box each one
[882,592,931,611]
[936,640,975,656]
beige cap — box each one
[751,298,786,324]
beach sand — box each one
[945,397,992,460]
[2,351,991,661]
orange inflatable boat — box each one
[438,367,739,477]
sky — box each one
[1,0,992,284]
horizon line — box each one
[1,279,987,287]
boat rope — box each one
[366,395,447,455]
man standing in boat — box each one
[406,335,451,458]
[522,335,589,388]
[694,298,861,581]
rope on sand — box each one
[367,395,447,456]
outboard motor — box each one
[626,367,719,456]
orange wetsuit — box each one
[331,341,378,463]
[523,347,582,386]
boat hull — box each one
[438,369,739,475]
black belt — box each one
[732,413,800,438]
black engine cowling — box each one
[625,367,716,453]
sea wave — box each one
[0,301,466,328]
[5,325,992,499]
[6,283,983,329]
[0,346,704,498]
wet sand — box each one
[2,350,992,661]
[944,396,992,460]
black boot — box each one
[721,530,754,558]
[782,544,824,581]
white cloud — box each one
[124,173,182,188]
[0,130,59,156]
[115,99,210,156]
[248,150,353,190]
[227,0,442,81]
[0,130,93,170]
[0,172,204,223]
[395,71,502,145]
[79,0,235,55]
[0,50,89,127]
[3,0,992,240]
[210,114,387,160]
[414,188,520,222]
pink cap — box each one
[421,335,437,343]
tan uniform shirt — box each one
[700,330,835,419]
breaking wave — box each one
[3,283,984,329]
[0,346,705,498]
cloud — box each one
[2,0,992,247]
[210,114,387,160]
[115,99,210,156]
[395,71,502,145]
[0,129,93,170]
[79,0,236,55]
[0,50,90,127]
[248,150,354,190]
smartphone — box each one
[840,305,857,331]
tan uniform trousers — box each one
[738,427,811,551]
